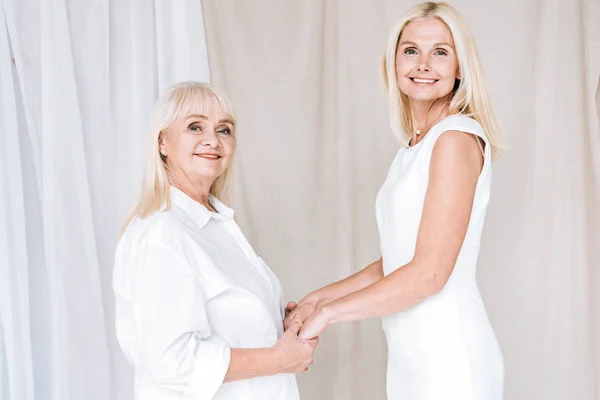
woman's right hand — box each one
[283,292,323,331]
[283,302,316,332]
[272,320,319,374]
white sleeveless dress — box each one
[375,115,504,400]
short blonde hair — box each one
[121,81,236,233]
[381,1,504,158]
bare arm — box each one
[284,258,383,330]
[305,257,384,305]
[299,131,484,338]
[224,322,317,382]
[224,348,279,382]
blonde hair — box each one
[381,1,504,158]
[121,81,236,234]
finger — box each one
[283,313,298,330]
[284,309,297,323]
[287,319,302,334]
[299,326,317,340]
[298,325,311,340]
[285,302,297,315]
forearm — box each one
[224,348,280,382]
[306,258,384,305]
[325,261,440,324]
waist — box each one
[382,287,495,350]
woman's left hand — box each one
[298,305,332,340]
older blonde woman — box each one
[286,2,504,399]
[113,82,316,400]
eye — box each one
[189,123,204,132]
[217,127,232,136]
[404,47,417,55]
[434,49,448,56]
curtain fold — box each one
[0,1,211,399]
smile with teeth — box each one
[410,78,438,84]
[195,153,221,159]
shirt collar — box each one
[169,186,234,229]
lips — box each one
[194,153,221,160]
[410,77,439,84]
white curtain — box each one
[0,1,211,399]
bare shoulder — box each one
[431,130,483,175]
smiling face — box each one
[159,110,236,188]
[395,17,460,104]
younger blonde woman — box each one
[286,2,504,398]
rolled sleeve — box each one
[133,242,230,398]
[186,342,231,400]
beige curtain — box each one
[203,0,600,399]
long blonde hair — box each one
[381,1,504,158]
[121,81,236,234]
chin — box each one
[402,91,438,102]
[402,89,453,103]
[192,169,224,183]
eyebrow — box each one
[219,118,235,126]
[187,114,235,126]
[399,40,454,48]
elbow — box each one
[369,266,384,283]
[421,269,450,297]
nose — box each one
[200,129,219,148]
[416,54,431,72]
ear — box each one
[159,131,167,156]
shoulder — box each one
[442,114,484,132]
[430,129,483,178]
[117,207,193,261]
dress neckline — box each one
[406,114,460,150]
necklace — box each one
[413,105,448,137]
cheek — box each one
[167,138,192,163]
[221,138,236,158]
[439,58,459,78]
[395,57,413,77]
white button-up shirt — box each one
[113,187,300,400]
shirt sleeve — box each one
[132,242,231,400]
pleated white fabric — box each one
[0,1,211,399]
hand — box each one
[272,320,319,374]
[285,301,297,317]
[298,305,331,340]
[284,303,315,332]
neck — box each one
[409,97,449,135]
[169,172,214,210]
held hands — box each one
[277,293,334,375]
[284,301,315,332]
[298,304,330,340]
[284,297,332,340]
[272,318,318,374]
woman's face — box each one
[395,18,460,104]
[160,109,235,187]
